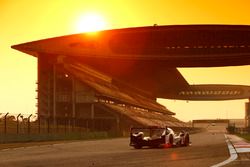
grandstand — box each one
[14,52,187,134]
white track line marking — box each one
[210,134,238,167]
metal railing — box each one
[0,112,114,143]
[0,113,112,135]
[227,123,250,134]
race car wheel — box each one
[183,134,190,146]
[134,145,142,149]
[168,135,173,146]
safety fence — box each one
[0,112,120,134]
[0,113,116,143]
[226,122,250,134]
[227,126,250,134]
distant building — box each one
[193,119,229,133]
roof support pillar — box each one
[245,99,250,128]
[116,115,120,134]
[91,103,95,130]
[72,76,76,129]
[53,63,57,127]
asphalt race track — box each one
[0,132,231,167]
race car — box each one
[129,126,190,149]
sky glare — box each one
[1,0,250,121]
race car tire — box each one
[183,134,190,146]
[134,144,142,149]
[168,134,173,146]
[150,145,160,148]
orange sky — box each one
[1,0,250,121]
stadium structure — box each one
[12,25,250,133]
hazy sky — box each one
[1,0,250,121]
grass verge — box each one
[0,131,110,144]
[0,131,120,150]
[236,133,250,142]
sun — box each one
[76,13,107,33]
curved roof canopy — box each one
[12,25,250,100]
[12,24,250,67]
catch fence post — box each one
[16,113,21,134]
[27,114,32,134]
[4,113,9,134]
[38,115,41,134]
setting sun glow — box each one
[76,13,107,33]
[2,0,250,122]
